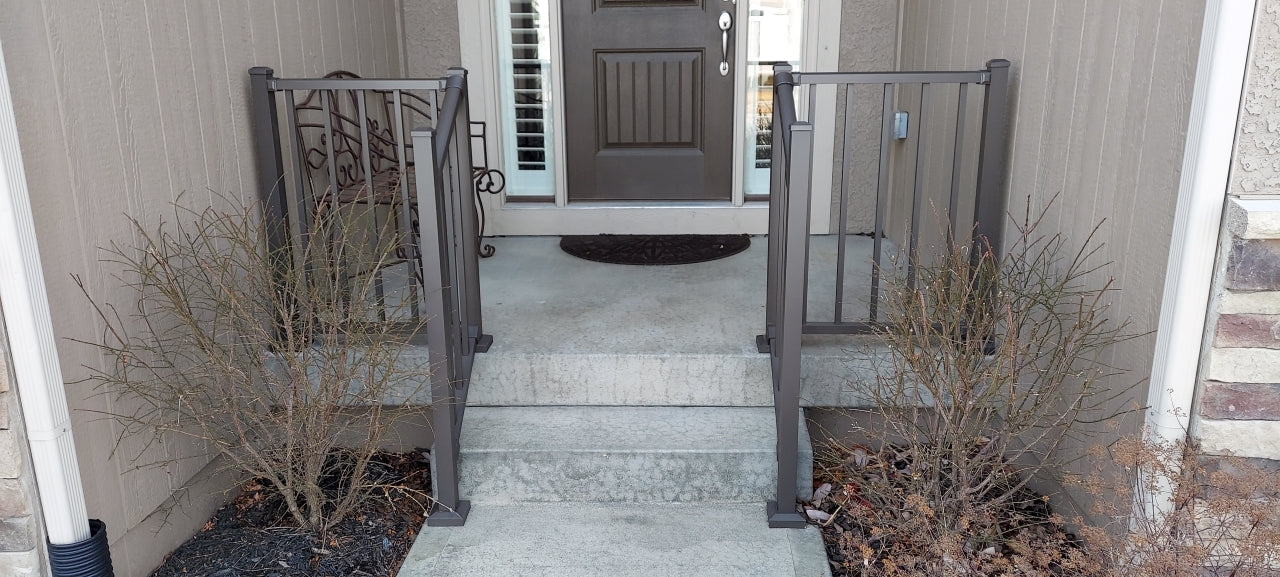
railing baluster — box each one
[355,91,387,322]
[834,85,855,323]
[414,127,471,527]
[282,90,311,282]
[390,89,419,321]
[907,83,930,291]
[870,83,894,324]
[948,83,969,246]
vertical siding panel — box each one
[218,0,261,206]
[1062,1,1121,245]
[43,0,158,547]
[299,0,325,76]
[319,0,342,70]
[337,0,360,73]
[353,0,376,76]
[275,0,306,77]
[1,0,132,555]
[1036,1,1085,230]
[248,0,283,70]
[1005,1,1054,221]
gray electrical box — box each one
[893,111,909,140]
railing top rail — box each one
[792,69,991,85]
[270,77,448,91]
[432,73,466,166]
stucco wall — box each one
[1193,0,1280,465]
[0,2,404,575]
[1229,0,1280,196]
[830,0,899,235]
[896,0,1208,514]
[403,0,462,77]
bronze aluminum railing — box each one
[249,67,489,526]
[760,60,1011,528]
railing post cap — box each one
[773,62,793,73]
[985,59,1011,70]
[249,66,275,76]
[447,66,468,76]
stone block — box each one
[1198,418,1280,460]
[1220,290,1280,315]
[0,431,20,479]
[0,480,29,517]
[1206,347,1280,383]
[1215,314,1280,348]
[0,516,35,552]
[1200,381,1280,420]
[0,549,41,577]
[1227,197,1280,239]
[1226,238,1280,291]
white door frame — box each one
[457,0,841,235]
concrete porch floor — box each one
[400,235,890,576]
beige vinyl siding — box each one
[895,0,1207,516]
[0,2,404,575]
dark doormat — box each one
[559,234,751,265]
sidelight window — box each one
[744,0,804,200]
[496,0,556,199]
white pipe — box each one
[1146,0,1256,444]
[0,37,91,544]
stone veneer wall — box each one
[0,308,45,576]
[1193,0,1280,464]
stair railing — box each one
[760,60,1011,528]
[249,66,490,527]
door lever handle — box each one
[718,11,732,76]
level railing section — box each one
[760,60,1010,528]
[249,67,490,527]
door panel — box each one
[563,0,734,202]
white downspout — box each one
[0,37,92,544]
[1146,0,1256,444]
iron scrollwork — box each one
[469,121,505,258]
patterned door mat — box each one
[559,234,751,265]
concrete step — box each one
[467,336,894,407]
[469,236,897,408]
[458,406,812,504]
[401,502,832,577]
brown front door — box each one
[562,1,735,202]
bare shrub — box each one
[76,196,431,534]
[811,204,1141,573]
[1075,436,1280,576]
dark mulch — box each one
[559,234,751,265]
[150,451,432,577]
[803,443,1092,577]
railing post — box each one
[759,63,795,354]
[767,122,813,529]
[249,67,288,259]
[415,128,471,527]
[447,67,492,354]
[972,59,1011,260]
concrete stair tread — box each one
[462,406,775,453]
[401,503,832,577]
[458,406,811,504]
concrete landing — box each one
[399,503,832,577]
[471,236,893,407]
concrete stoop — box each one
[400,237,836,576]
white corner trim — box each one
[0,38,91,544]
[1146,0,1256,444]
